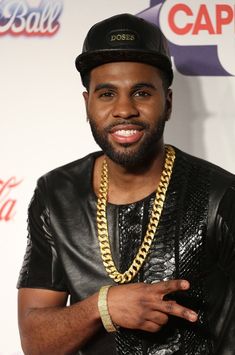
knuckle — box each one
[160,314,169,325]
[138,309,147,321]
[136,318,145,328]
[162,279,177,294]
[153,314,169,325]
[165,301,175,313]
[162,280,171,290]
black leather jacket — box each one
[18,148,235,355]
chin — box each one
[105,146,156,168]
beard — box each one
[88,115,166,168]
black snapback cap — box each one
[75,13,173,86]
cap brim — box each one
[75,49,173,85]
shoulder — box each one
[175,146,235,186]
[44,151,102,180]
[32,152,103,208]
[37,151,102,190]
[174,147,235,232]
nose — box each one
[112,95,139,119]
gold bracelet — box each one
[98,285,118,333]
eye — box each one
[133,90,151,98]
[98,91,115,99]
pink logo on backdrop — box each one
[0,0,63,36]
[0,177,22,221]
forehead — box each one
[89,62,163,88]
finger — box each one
[157,300,198,322]
[140,320,163,333]
[153,279,190,296]
[146,310,169,326]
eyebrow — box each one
[132,82,157,91]
[94,83,116,92]
[94,82,157,92]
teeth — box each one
[115,129,137,136]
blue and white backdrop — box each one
[1,1,235,353]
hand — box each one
[107,280,197,332]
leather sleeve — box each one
[207,184,235,354]
[17,177,68,292]
[215,185,235,272]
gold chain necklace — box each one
[97,145,176,284]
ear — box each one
[82,91,89,121]
[83,91,89,109]
[165,88,172,121]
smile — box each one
[115,129,138,137]
[110,126,144,144]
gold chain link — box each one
[97,145,176,284]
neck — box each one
[93,143,167,205]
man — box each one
[17,13,235,355]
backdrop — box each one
[1,1,235,353]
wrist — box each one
[98,285,119,333]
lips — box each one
[109,124,144,144]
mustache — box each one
[103,119,149,132]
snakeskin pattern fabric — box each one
[115,152,212,355]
